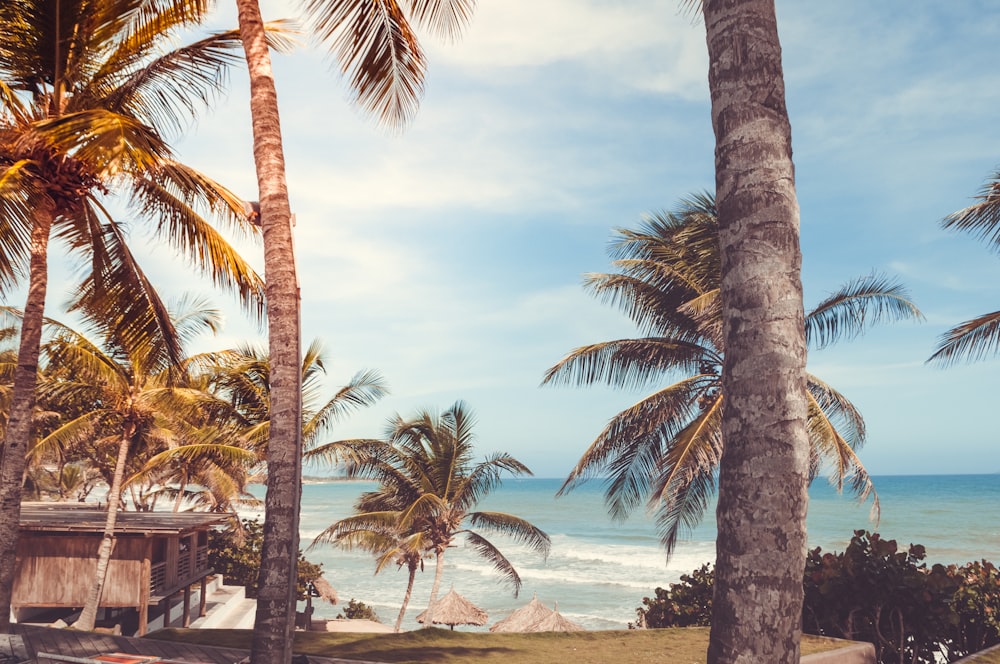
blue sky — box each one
[34,1,1000,479]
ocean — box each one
[278,474,1000,632]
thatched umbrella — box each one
[301,575,338,630]
[416,587,488,630]
[311,576,338,605]
[531,602,584,632]
[489,594,554,633]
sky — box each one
[31,1,1000,479]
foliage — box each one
[338,599,379,622]
[315,401,551,615]
[632,563,713,629]
[208,518,323,601]
[803,531,959,663]
[543,194,922,553]
[636,531,1000,663]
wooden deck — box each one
[3,625,383,664]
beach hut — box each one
[13,503,230,635]
[415,587,488,630]
[489,594,554,632]
[531,602,584,632]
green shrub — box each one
[338,599,378,622]
[208,517,323,600]
[632,563,713,628]
[636,531,1000,663]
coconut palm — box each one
[327,401,550,628]
[543,193,923,554]
[230,3,476,657]
[31,297,224,630]
[311,500,427,633]
[928,172,1000,365]
[137,339,388,511]
[0,0,270,628]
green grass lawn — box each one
[147,626,849,664]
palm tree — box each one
[544,193,922,554]
[0,0,267,629]
[231,3,475,657]
[138,339,388,513]
[699,2,808,660]
[928,172,1000,365]
[325,401,550,628]
[311,498,427,633]
[32,298,224,630]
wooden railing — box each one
[150,562,167,595]
[149,544,212,596]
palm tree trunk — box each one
[76,426,133,632]
[235,3,303,663]
[173,468,188,512]
[394,561,418,633]
[424,549,446,627]
[0,201,55,632]
[702,2,809,663]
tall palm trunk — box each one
[0,201,55,632]
[394,560,418,633]
[424,548,446,626]
[235,3,303,663]
[76,424,134,631]
[702,2,809,663]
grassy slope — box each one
[148,627,847,664]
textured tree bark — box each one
[424,549,447,626]
[394,562,418,633]
[702,2,809,663]
[0,201,55,632]
[235,3,303,663]
[76,426,133,631]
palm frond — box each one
[806,272,923,350]
[943,172,1000,250]
[466,511,550,557]
[305,0,426,128]
[542,337,716,391]
[646,392,723,552]
[461,530,522,596]
[928,310,1000,366]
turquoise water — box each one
[276,474,1000,631]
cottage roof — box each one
[18,503,233,536]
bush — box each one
[632,563,713,629]
[208,517,323,600]
[635,531,1000,663]
[338,599,378,622]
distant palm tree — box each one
[33,297,223,630]
[544,193,923,552]
[326,401,551,627]
[0,0,266,628]
[230,2,476,657]
[311,497,427,633]
[138,340,388,511]
[929,171,1000,365]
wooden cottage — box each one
[14,503,232,635]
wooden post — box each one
[139,539,151,636]
[199,576,208,617]
[163,594,170,628]
[182,586,191,627]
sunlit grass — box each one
[148,626,849,664]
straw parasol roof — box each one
[416,587,488,630]
[531,602,584,632]
[311,575,338,605]
[489,594,554,633]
